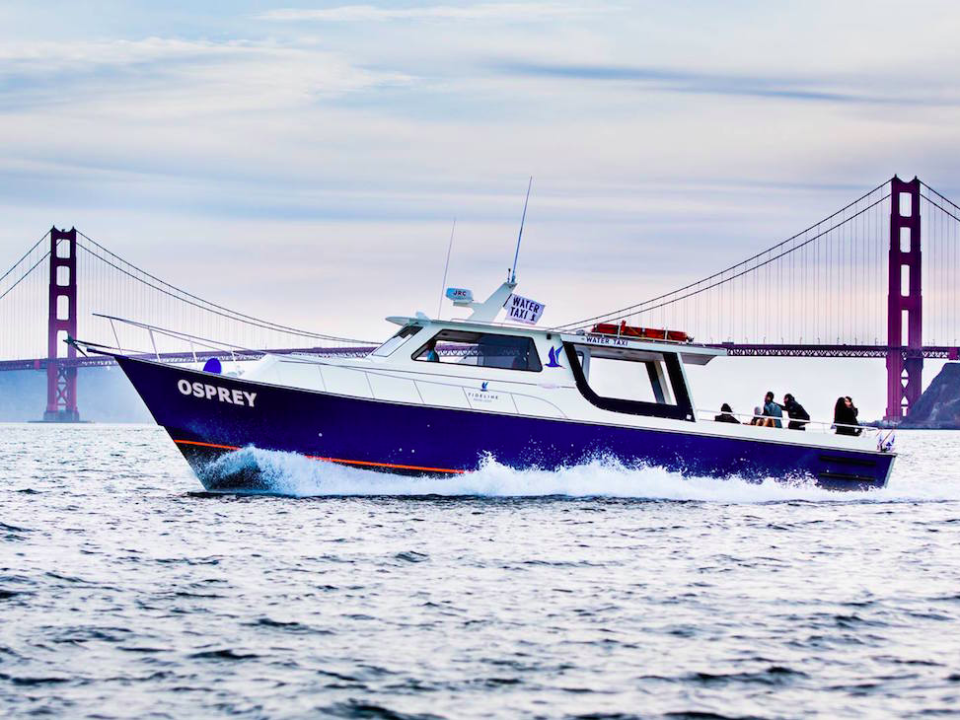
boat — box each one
[78,280,896,492]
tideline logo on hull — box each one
[177,379,257,407]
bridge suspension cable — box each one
[918,181,960,345]
[553,177,960,351]
[0,231,54,361]
[0,228,375,362]
[554,179,891,336]
[75,231,370,344]
[0,229,50,291]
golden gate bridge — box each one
[1,175,959,423]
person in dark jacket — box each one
[762,391,783,428]
[834,396,862,436]
[846,396,860,421]
[715,403,740,424]
[782,393,810,430]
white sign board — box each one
[503,293,545,325]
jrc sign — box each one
[445,287,474,303]
[503,293,545,325]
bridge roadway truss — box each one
[715,344,960,360]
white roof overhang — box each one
[559,333,726,366]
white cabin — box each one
[236,283,880,454]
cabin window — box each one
[564,343,694,421]
[371,325,423,357]
[413,330,542,372]
[585,356,672,404]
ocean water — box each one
[1,424,959,719]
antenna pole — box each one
[510,176,532,284]
[437,218,456,319]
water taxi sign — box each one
[504,293,545,325]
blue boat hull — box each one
[116,356,894,492]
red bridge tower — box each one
[44,226,81,422]
[885,177,923,421]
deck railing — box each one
[697,407,882,435]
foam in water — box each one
[197,446,928,502]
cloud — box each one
[258,3,608,23]
[495,61,956,107]
[0,38,413,117]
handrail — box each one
[696,407,881,437]
[91,313,374,359]
[94,313,262,355]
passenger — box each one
[749,405,769,426]
[424,339,440,362]
[715,403,740,424]
[782,393,810,431]
[834,396,862,436]
[846,396,860,422]
[762,391,783,428]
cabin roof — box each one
[384,315,725,365]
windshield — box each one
[370,325,423,358]
[413,329,542,372]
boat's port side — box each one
[115,354,894,492]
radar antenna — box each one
[509,176,533,284]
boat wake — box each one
[191,446,946,503]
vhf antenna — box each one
[509,176,533,284]
[437,218,456,319]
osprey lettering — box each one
[177,379,257,407]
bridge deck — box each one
[711,344,960,359]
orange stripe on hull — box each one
[175,440,239,451]
[173,439,465,475]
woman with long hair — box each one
[834,396,862,436]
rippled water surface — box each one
[2,424,959,719]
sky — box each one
[1,0,960,421]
